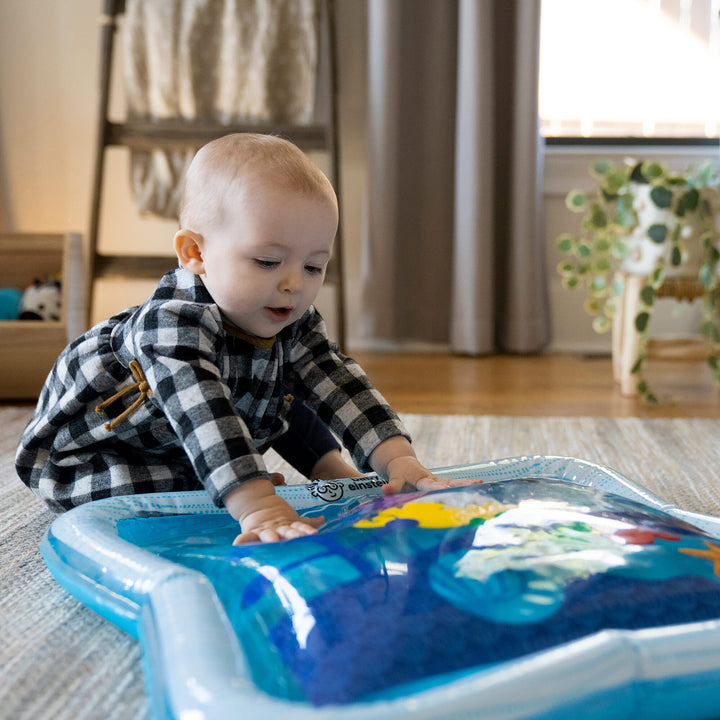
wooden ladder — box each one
[87,0,346,347]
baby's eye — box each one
[254,259,280,269]
[304,265,324,275]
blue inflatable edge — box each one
[39,455,720,720]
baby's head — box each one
[174,134,339,338]
[178,133,337,237]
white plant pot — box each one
[620,183,716,277]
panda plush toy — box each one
[20,278,62,321]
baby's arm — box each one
[225,478,324,545]
[370,436,473,495]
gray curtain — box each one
[362,0,550,354]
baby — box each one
[16,133,461,544]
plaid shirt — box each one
[16,269,408,512]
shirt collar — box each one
[221,317,276,348]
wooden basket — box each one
[0,233,84,399]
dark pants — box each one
[271,401,341,477]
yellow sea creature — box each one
[354,500,512,529]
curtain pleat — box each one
[363,0,550,354]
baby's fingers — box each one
[233,529,268,545]
[279,518,325,539]
[413,475,452,491]
[382,477,411,495]
[416,476,484,491]
[270,472,287,486]
[232,516,325,545]
[298,515,325,530]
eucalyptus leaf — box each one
[671,245,682,267]
[556,234,574,253]
[591,257,612,273]
[650,185,673,209]
[647,224,667,244]
[593,236,611,253]
[630,162,648,183]
[635,311,650,332]
[585,298,603,314]
[693,162,717,187]
[592,316,611,333]
[566,190,587,212]
[700,320,720,343]
[588,204,608,229]
[640,286,655,306]
[678,187,699,214]
[591,159,612,176]
[615,207,636,228]
[703,289,718,313]
[651,267,665,286]
[601,188,619,203]
[557,261,575,276]
[611,240,629,258]
[605,170,627,194]
[700,264,716,289]
[641,162,665,181]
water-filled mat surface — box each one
[40,456,720,720]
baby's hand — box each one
[233,495,324,544]
[382,455,478,495]
[225,478,323,544]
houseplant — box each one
[556,158,720,401]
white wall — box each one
[0,1,97,233]
[0,0,710,352]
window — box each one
[539,0,720,139]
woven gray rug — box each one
[3,406,720,720]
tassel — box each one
[95,360,153,431]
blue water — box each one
[118,480,720,706]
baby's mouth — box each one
[266,306,292,320]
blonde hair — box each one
[178,133,337,234]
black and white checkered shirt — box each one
[15,269,408,512]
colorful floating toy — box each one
[40,456,720,720]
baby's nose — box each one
[280,266,303,292]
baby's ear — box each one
[174,230,205,274]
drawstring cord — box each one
[95,360,153,431]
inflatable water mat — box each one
[39,456,720,720]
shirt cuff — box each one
[205,455,273,507]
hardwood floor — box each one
[349,351,720,418]
[5,352,718,418]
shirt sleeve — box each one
[130,299,272,505]
[287,309,410,472]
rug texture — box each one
[2,406,720,720]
